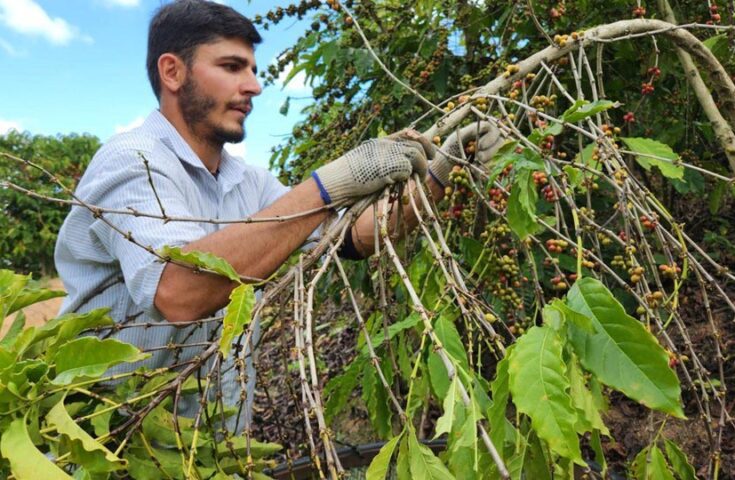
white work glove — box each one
[312,129,434,205]
[429,121,504,187]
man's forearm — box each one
[155,179,327,322]
[350,174,445,257]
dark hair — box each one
[146,0,262,100]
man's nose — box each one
[241,73,262,97]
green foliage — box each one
[366,433,401,480]
[0,269,280,478]
[1,417,72,479]
[219,283,256,358]
[566,278,684,418]
[0,131,99,275]
[561,99,616,124]
[508,325,584,465]
[621,137,685,180]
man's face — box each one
[178,37,262,145]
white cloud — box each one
[224,141,247,159]
[114,116,145,134]
[277,63,311,93]
[0,0,90,46]
[0,119,22,134]
[102,0,141,7]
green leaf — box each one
[574,143,599,167]
[408,428,455,479]
[633,445,676,480]
[488,349,512,454]
[508,325,585,465]
[568,355,609,435]
[324,356,364,423]
[142,405,207,448]
[528,123,563,145]
[91,403,113,438]
[590,430,608,478]
[47,400,125,473]
[52,337,149,385]
[621,137,684,180]
[45,309,115,357]
[563,165,582,189]
[433,376,461,439]
[363,359,393,439]
[158,246,241,283]
[446,385,494,478]
[428,351,450,399]
[366,433,402,480]
[0,311,26,348]
[566,278,685,418]
[663,439,696,480]
[124,444,182,480]
[362,312,422,357]
[396,435,411,480]
[320,40,339,66]
[671,168,704,195]
[219,283,255,358]
[702,34,730,64]
[10,287,66,316]
[708,179,729,214]
[0,269,29,319]
[214,436,282,459]
[562,100,616,123]
[433,312,469,372]
[0,417,72,479]
[507,169,540,239]
[524,431,552,480]
[544,299,595,333]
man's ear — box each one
[158,53,187,94]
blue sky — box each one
[0,0,313,170]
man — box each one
[55,0,498,421]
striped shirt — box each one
[55,109,289,419]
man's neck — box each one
[159,105,222,174]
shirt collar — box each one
[140,110,246,193]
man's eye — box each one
[224,64,240,72]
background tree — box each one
[0,131,99,275]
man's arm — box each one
[154,179,327,322]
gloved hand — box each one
[429,121,504,187]
[312,129,434,205]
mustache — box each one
[227,99,252,111]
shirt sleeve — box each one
[81,146,208,320]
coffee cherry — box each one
[641,82,655,95]
[541,185,558,202]
[632,6,646,17]
[532,171,548,186]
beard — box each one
[179,75,246,145]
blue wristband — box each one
[311,171,333,205]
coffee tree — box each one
[0,0,734,479]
